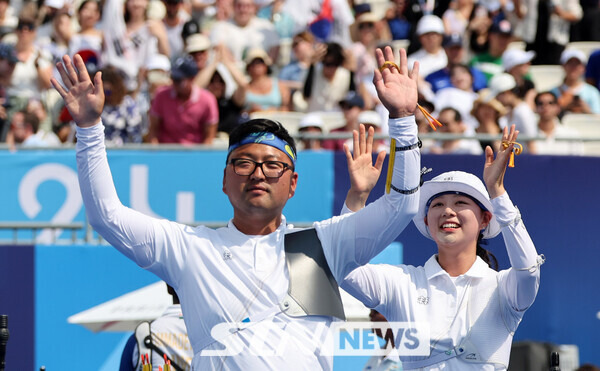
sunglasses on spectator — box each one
[536,100,557,107]
[323,61,338,67]
[358,22,375,30]
[17,23,35,31]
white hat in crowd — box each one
[357,110,382,127]
[244,48,273,66]
[489,73,517,97]
[416,15,444,36]
[185,34,211,54]
[413,171,501,240]
[298,113,324,131]
[560,49,588,65]
[502,49,535,72]
[145,54,171,72]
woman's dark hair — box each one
[100,65,127,105]
[323,42,345,66]
[476,233,498,271]
[78,0,102,17]
[227,118,297,162]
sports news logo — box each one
[201,321,430,357]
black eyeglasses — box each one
[229,158,293,178]
[358,22,375,30]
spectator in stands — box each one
[426,107,483,154]
[236,47,289,113]
[350,13,382,110]
[162,0,190,58]
[100,66,145,146]
[470,19,513,82]
[424,33,487,99]
[148,55,219,144]
[322,91,364,151]
[207,64,246,135]
[102,0,170,92]
[38,9,72,70]
[512,0,582,65]
[552,49,600,114]
[585,49,600,91]
[209,0,280,65]
[282,0,354,47]
[7,16,53,116]
[0,0,17,38]
[297,112,324,151]
[303,42,354,113]
[408,15,447,78]
[442,0,477,35]
[489,72,538,153]
[119,283,192,370]
[433,63,479,129]
[6,109,60,148]
[534,91,584,155]
[0,43,18,142]
[256,0,295,39]
[502,49,537,109]
[185,33,215,87]
[382,0,413,41]
[472,88,506,152]
[69,0,103,64]
[278,31,315,93]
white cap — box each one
[413,171,500,240]
[489,73,516,97]
[185,34,211,53]
[244,48,273,66]
[357,110,382,127]
[144,54,171,71]
[416,15,444,36]
[299,113,324,130]
[560,49,588,65]
[502,49,535,71]
[45,0,64,9]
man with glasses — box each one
[534,91,584,155]
[52,46,421,370]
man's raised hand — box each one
[373,46,419,118]
[51,54,104,128]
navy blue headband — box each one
[228,132,296,164]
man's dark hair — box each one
[534,91,558,106]
[227,118,297,162]
[440,107,462,122]
[324,42,345,66]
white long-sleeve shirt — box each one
[342,193,542,370]
[75,117,421,370]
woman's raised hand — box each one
[483,124,519,199]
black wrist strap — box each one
[389,184,419,194]
[395,139,422,152]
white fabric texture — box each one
[75,116,420,370]
[342,192,541,370]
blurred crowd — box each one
[0,0,598,155]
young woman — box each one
[342,124,544,370]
